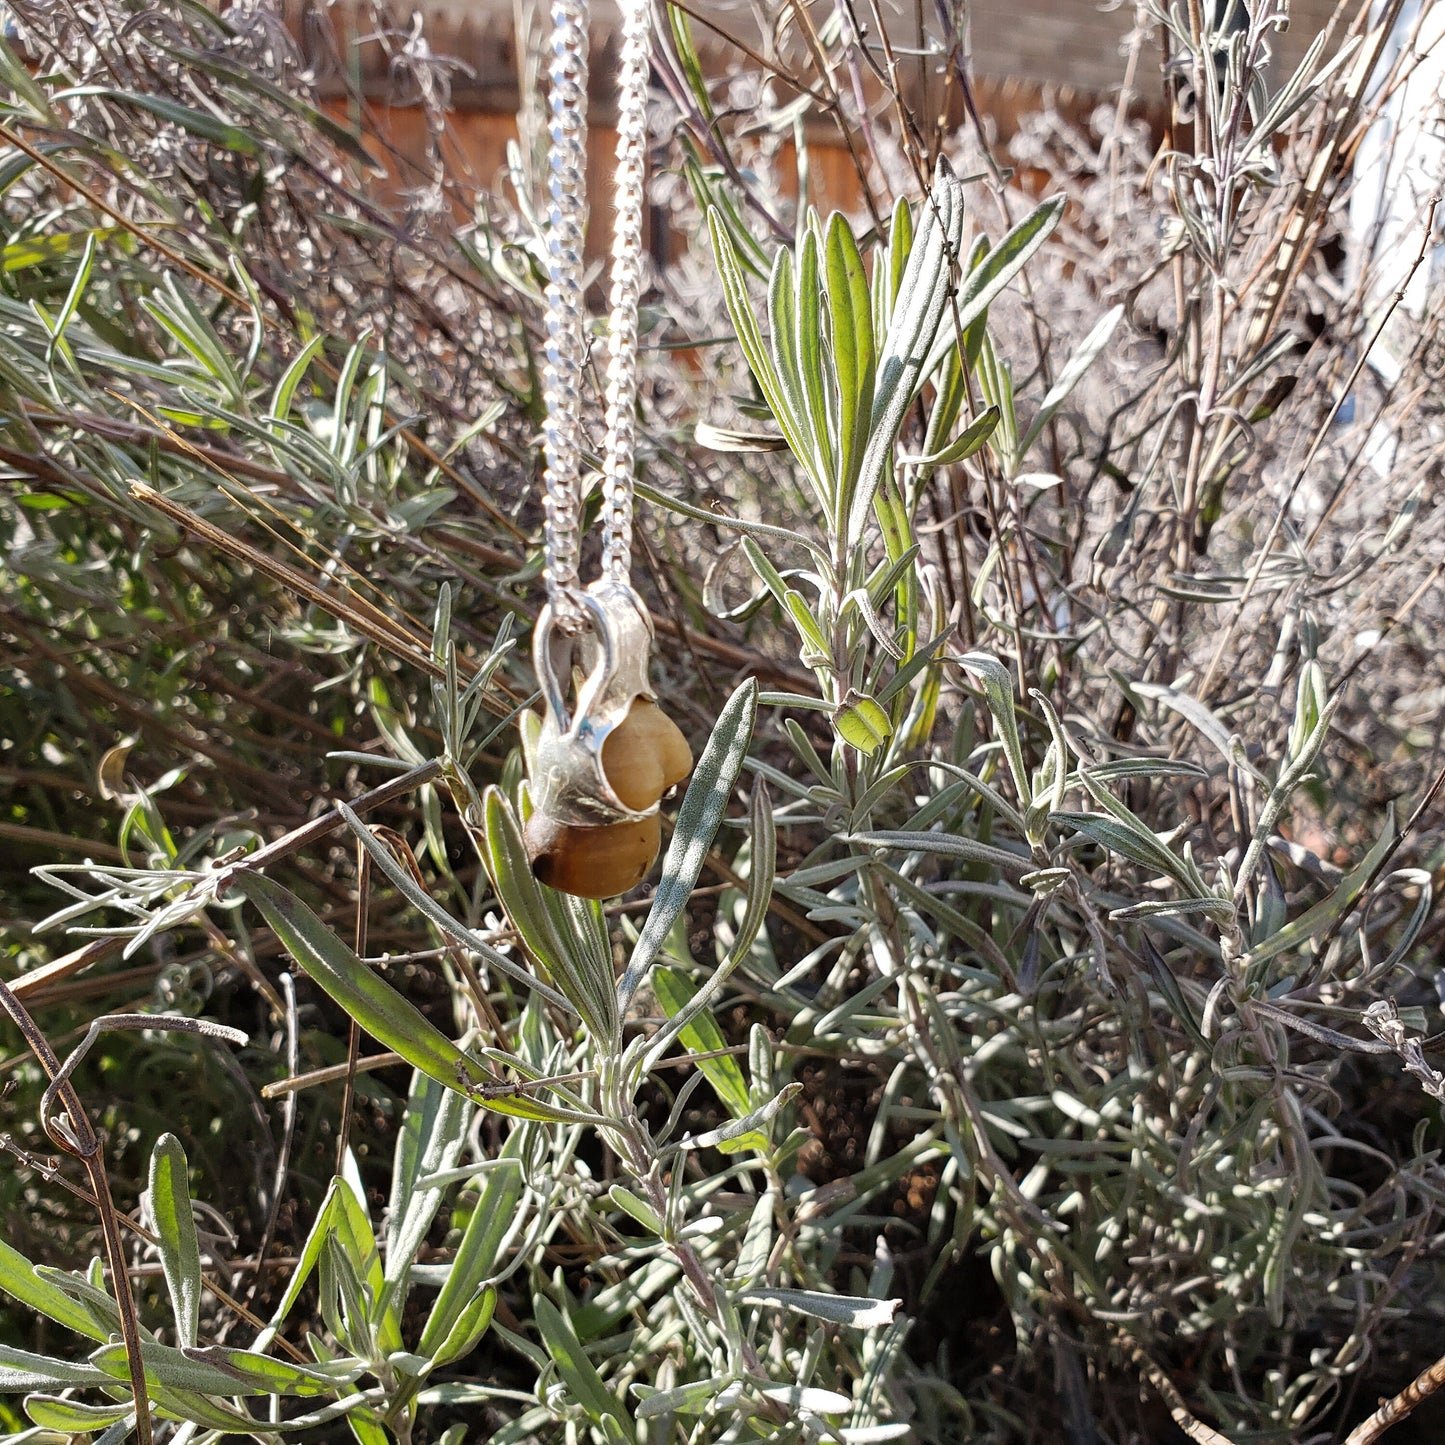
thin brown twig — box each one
[0,989,217,1445]
[1345,1352,1445,1444]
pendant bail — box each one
[528,578,657,828]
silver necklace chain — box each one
[540,0,649,623]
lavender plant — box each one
[1,2,1442,1444]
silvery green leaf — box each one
[1109,897,1234,922]
[634,1377,735,1418]
[957,652,1031,806]
[0,1343,109,1391]
[429,1285,498,1371]
[480,786,617,1042]
[844,829,1030,875]
[534,1295,628,1433]
[609,1186,665,1236]
[693,420,788,452]
[180,1346,364,1396]
[381,1070,471,1305]
[707,211,830,510]
[1245,809,1397,968]
[951,194,1064,340]
[0,1240,109,1343]
[734,1189,776,1286]
[90,1339,286,1397]
[23,1396,132,1432]
[336,799,576,1016]
[898,404,1000,467]
[1128,678,1262,779]
[740,1289,900,1327]
[686,1082,801,1149]
[617,679,758,1008]
[1052,812,1202,893]
[827,210,877,504]
[756,1382,855,1415]
[847,161,967,546]
[233,872,592,1124]
[418,1149,524,1356]
[1020,304,1123,455]
[147,1134,201,1348]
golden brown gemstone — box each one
[601,697,693,812]
[525,810,662,899]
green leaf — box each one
[534,1295,628,1432]
[148,1134,202,1348]
[0,1343,109,1391]
[89,1339,279,1397]
[844,829,1030,875]
[24,1395,132,1430]
[653,966,751,1118]
[794,227,836,500]
[708,212,822,501]
[330,1173,402,1357]
[767,244,827,511]
[261,1178,344,1341]
[88,1343,274,1432]
[640,781,775,1110]
[635,1377,735,1418]
[957,652,1031,806]
[429,1285,497,1370]
[0,1240,109,1342]
[33,1266,121,1337]
[1246,813,1398,968]
[834,691,892,755]
[1019,303,1123,454]
[2,227,121,274]
[688,1083,801,1150]
[616,679,759,1007]
[783,588,830,663]
[481,786,617,1041]
[418,1148,526,1356]
[269,333,327,426]
[608,1185,665,1236]
[382,1069,472,1323]
[900,404,1001,468]
[0,34,56,120]
[739,1288,899,1327]
[847,162,967,546]
[825,211,876,502]
[950,193,1065,342]
[180,1347,363,1396]
[94,88,262,152]
[884,193,913,321]
[233,873,579,1122]
[1052,812,1203,894]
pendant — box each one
[523,580,692,898]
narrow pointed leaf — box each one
[0,1343,109,1391]
[0,1240,109,1342]
[617,679,758,1007]
[418,1149,526,1356]
[847,163,966,546]
[826,211,876,500]
[740,1289,900,1327]
[233,873,584,1122]
[148,1134,202,1348]
[535,1295,628,1431]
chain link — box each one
[599,0,650,581]
[540,0,650,612]
[540,0,589,616]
